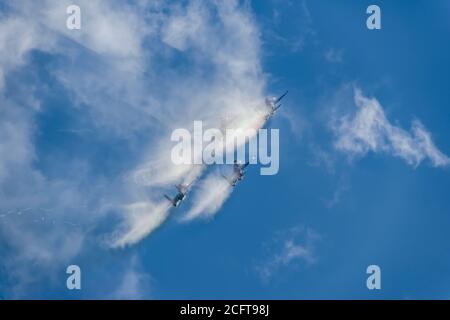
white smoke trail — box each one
[111,201,172,248]
[107,0,268,246]
[182,172,233,221]
[113,104,269,245]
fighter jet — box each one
[264,90,288,120]
[164,183,192,207]
[222,160,250,187]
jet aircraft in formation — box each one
[222,160,250,187]
[264,90,288,121]
[164,91,287,207]
[164,183,192,207]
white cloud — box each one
[324,48,343,63]
[0,16,55,89]
[111,255,152,300]
[161,1,209,52]
[256,227,320,282]
[333,88,450,167]
[0,0,270,280]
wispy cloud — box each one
[325,174,350,208]
[333,88,450,167]
[0,0,157,295]
[110,255,152,300]
[256,226,321,282]
[324,48,344,63]
[264,0,315,53]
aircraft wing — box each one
[164,194,174,206]
[222,174,238,186]
[233,161,249,171]
[275,90,288,104]
[238,163,250,173]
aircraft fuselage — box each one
[173,193,186,207]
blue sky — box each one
[1,0,450,299]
